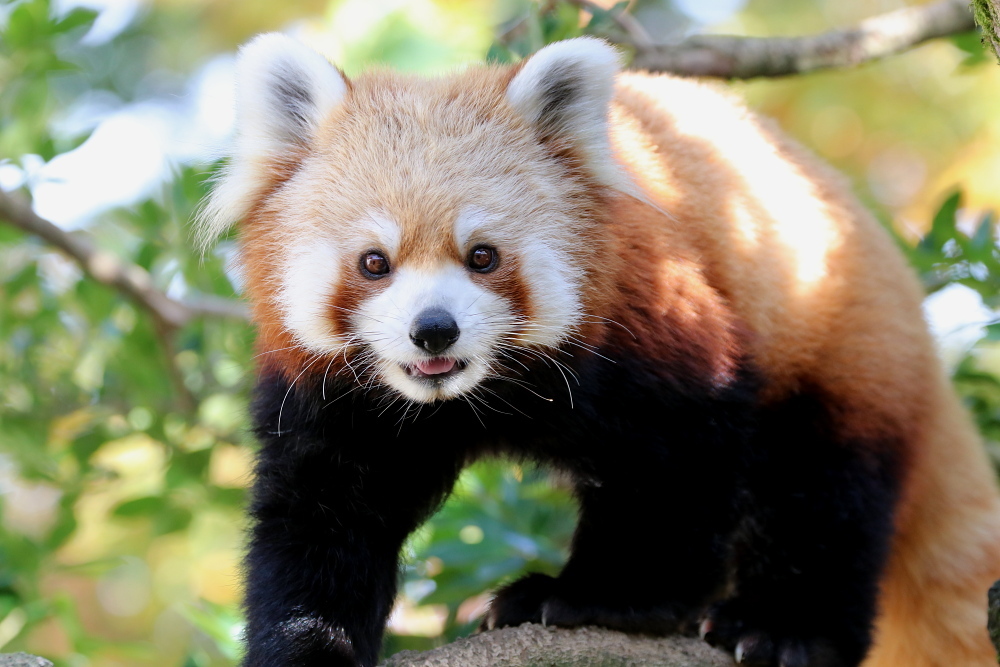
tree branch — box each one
[567,0,654,50]
[0,189,248,331]
[629,0,978,78]
[380,624,734,667]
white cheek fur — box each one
[275,212,403,356]
[278,238,345,353]
[454,207,583,350]
[514,236,583,349]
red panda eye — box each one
[361,251,390,278]
[468,246,498,273]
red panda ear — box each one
[506,37,623,188]
[196,33,347,250]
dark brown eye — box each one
[360,251,390,278]
[468,245,498,273]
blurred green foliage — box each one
[0,0,999,666]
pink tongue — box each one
[416,358,456,375]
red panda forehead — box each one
[310,67,545,185]
[341,66,517,129]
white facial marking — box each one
[454,207,491,249]
[277,212,403,356]
[360,210,401,257]
[278,237,344,353]
[456,207,583,350]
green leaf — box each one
[485,41,516,64]
[920,190,962,252]
[950,29,990,68]
[5,4,41,50]
[154,505,193,535]
[971,212,996,254]
[52,7,99,35]
[984,322,1000,341]
[112,495,167,518]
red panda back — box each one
[605,71,1000,667]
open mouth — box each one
[404,358,468,381]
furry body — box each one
[202,35,1000,667]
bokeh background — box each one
[1,0,998,665]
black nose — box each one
[410,307,460,355]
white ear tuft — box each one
[506,37,623,188]
[196,33,347,250]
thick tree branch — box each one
[0,189,248,331]
[629,0,977,78]
[380,624,734,667]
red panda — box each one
[197,33,1000,667]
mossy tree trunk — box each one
[972,0,1000,61]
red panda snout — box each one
[352,263,517,403]
[409,307,460,355]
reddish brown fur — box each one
[594,73,1000,666]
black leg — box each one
[484,451,741,635]
[701,398,900,667]
[241,377,462,667]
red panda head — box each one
[198,34,627,403]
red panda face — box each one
[270,143,589,403]
[199,34,625,403]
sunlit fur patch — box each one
[352,263,515,403]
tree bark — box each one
[630,0,977,78]
[379,624,734,667]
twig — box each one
[568,0,654,50]
[629,0,977,78]
[151,315,198,413]
[0,189,248,331]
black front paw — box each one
[245,617,362,667]
[540,595,685,635]
[481,573,686,636]
[699,600,860,667]
[481,573,557,630]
